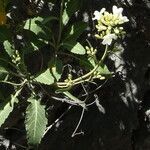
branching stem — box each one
[56,45,108,88]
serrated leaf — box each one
[25,98,48,145]
[63,42,86,55]
[62,0,80,25]
[3,40,15,57]
[63,22,87,42]
[35,69,54,85]
[0,88,21,127]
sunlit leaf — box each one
[3,40,15,57]
[63,41,86,55]
[97,64,112,76]
[35,69,54,85]
[0,88,21,127]
[24,17,51,41]
[25,98,48,145]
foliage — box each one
[0,0,129,148]
[25,98,48,145]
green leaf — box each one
[3,40,15,57]
[0,88,21,127]
[23,30,46,54]
[24,17,51,41]
[49,58,63,81]
[79,56,94,70]
[35,69,54,85]
[25,98,48,145]
[42,16,58,25]
[63,22,87,42]
[24,17,43,35]
[97,64,112,76]
[88,57,96,67]
[62,0,80,25]
[63,42,86,55]
[0,66,8,74]
[0,60,9,79]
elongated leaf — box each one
[25,98,48,145]
[63,41,86,55]
[0,88,21,127]
[63,22,87,42]
[3,40,15,57]
[35,69,54,85]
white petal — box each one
[112,5,123,17]
[92,8,106,20]
[93,11,99,20]
[102,34,117,45]
[102,38,112,45]
[100,8,106,14]
[97,25,107,31]
[122,16,129,22]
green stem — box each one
[57,0,64,49]
[0,81,23,86]
[73,45,108,82]
[57,45,108,88]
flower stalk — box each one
[56,6,129,90]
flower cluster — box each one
[12,50,21,65]
[93,6,129,45]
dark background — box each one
[0,0,150,149]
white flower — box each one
[112,5,129,24]
[92,8,106,20]
[96,25,107,31]
[112,5,123,18]
[102,33,117,45]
